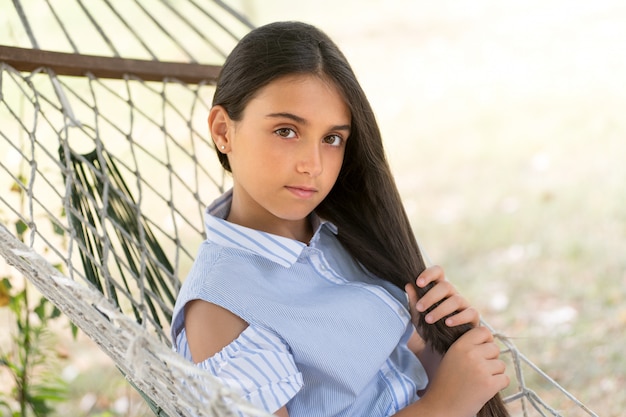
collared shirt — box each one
[171,190,428,416]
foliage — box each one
[0,240,68,416]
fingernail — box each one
[445,318,453,326]
[417,278,425,287]
[425,314,433,323]
[416,302,424,312]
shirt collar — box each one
[204,189,337,267]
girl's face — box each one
[212,74,351,241]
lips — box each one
[285,185,317,199]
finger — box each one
[493,373,511,391]
[416,281,458,313]
[422,296,459,324]
[461,326,495,345]
[474,341,501,361]
[480,360,509,395]
[481,358,508,389]
[415,265,445,288]
[443,306,480,328]
[488,358,507,376]
[418,295,470,327]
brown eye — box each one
[323,135,343,146]
[275,128,296,138]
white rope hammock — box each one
[0,1,599,416]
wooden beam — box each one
[0,45,221,84]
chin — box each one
[275,209,315,222]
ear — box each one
[208,105,233,152]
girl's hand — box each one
[405,265,480,328]
[419,326,510,416]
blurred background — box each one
[262,3,626,415]
[1,0,625,415]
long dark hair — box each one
[212,21,507,417]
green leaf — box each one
[0,399,12,412]
[4,359,21,376]
[51,219,65,236]
[0,278,11,307]
[1,277,12,290]
[25,394,53,415]
[34,297,49,322]
[70,322,79,339]
[50,306,61,319]
[8,291,25,316]
[9,177,25,194]
[30,385,67,401]
[14,220,27,238]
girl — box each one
[171,21,509,417]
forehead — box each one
[246,74,350,118]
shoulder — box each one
[180,240,266,297]
[170,242,241,346]
[170,242,273,346]
[188,239,276,278]
[184,299,248,364]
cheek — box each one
[333,150,346,172]
[326,153,345,183]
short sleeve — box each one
[175,325,303,413]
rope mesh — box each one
[0,1,599,416]
[0,62,226,343]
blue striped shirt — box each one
[171,190,428,416]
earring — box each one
[220,145,225,150]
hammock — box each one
[0,1,599,416]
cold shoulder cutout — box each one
[176,326,303,413]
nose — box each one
[296,141,323,177]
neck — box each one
[226,209,313,244]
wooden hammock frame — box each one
[0,45,221,84]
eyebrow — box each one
[266,112,351,132]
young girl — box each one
[171,21,509,417]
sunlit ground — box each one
[1,0,625,416]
